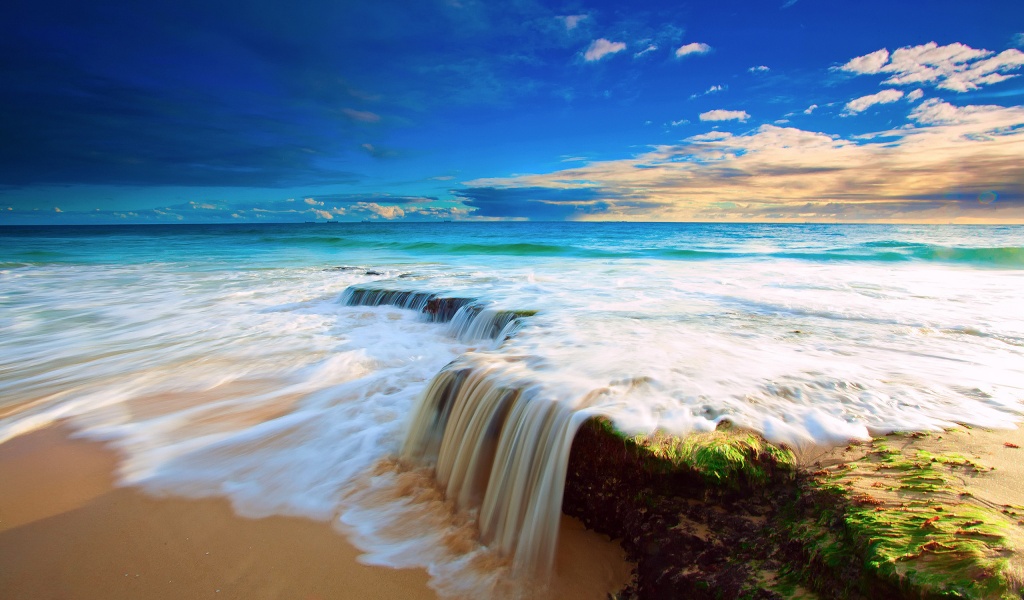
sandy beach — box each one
[801,424,1024,509]
[0,426,633,600]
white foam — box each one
[2,250,1023,595]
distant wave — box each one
[908,245,1024,266]
[406,241,622,257]
[5,227,1021,268]
[658,244,1024,266]
[283,236,623,257]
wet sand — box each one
[0,426,633,600]
[799,424,1024,508]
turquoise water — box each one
[3,222,1024,267]
[2,222,1023,592]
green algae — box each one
[572,421,1019,598]
[593,418,796,487]
[793,438,1018,599]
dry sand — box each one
[0,426,633,600]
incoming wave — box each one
[271,232,1024,266]
[658,244,1024,267]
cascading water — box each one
[400,356,602,575]
[342,285,529,342]
[343,284,600,574]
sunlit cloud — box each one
[748,65,770,73]
[584,38,626,62]
[839,42,1024,92]
[675,42,711,58]
[839,49,890,75]
[907,89,924,102]
[355,202,405,219]
[843,89,904,115]
[803,104,818,114]
[699,109,750,122]
[462,101,1024,223]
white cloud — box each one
[312,209,334,220]
[303,197,324,206]
[839,48,890,74]
[748,65,770,73]
[584,38,626,62]
[690,84,724,100]
[908,98,1024,128]
[840,42,1024,92]
[907,89,924,102]
[558,14,588,31]
[803,104,818,114]
[53,207,62,213]
[843,89,904,115]
[670,119,689,127]
[633,44,657,58]
[675,42,712,58]
[342,108,381,123]
[699,109,750,122]
[687,131,733,142]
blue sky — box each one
[2,0,1022,223]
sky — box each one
[1,0,1023,224]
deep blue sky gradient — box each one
[2,0,1022,223]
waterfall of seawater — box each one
[401,358,600,575]
[343,284,599,574]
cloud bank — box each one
[463,101,1024,223]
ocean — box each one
[2,222,1023,593]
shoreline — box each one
[0,426,632,600]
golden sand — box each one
[0,426,632,600]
